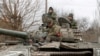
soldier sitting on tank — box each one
[45,19,61,42]
[67,13,77,29]
[42,7,57,25]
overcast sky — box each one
[47,0,97,23]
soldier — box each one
[68,13,77,29]
[45,19,61,42]
[42,7,57,25]
[47,7,57,21]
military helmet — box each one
[68,13,73,17]
[49,7,54,11]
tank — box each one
[32,17,100,56]
[0,17,100,56]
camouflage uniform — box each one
[42,13,57,26]
[45,19,61,42]
[47,12,57,21]
[42,7,57,25]
[70,20,77,29]
[48,24,61,36]
[67,13,77,29]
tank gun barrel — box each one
[0,28,28,39]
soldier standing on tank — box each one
[42,7,57,25]
[68,13,77,29]
[45,19,61,42]
[47,7,57,21]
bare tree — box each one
[77,18,89,31]
[0,0,42,31]
[89,0,100,40]
[91,17,100,39]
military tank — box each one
[32,17,100,56]
[0,17,100,56]
[0,28,100,56]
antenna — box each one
[45,0,48,13]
